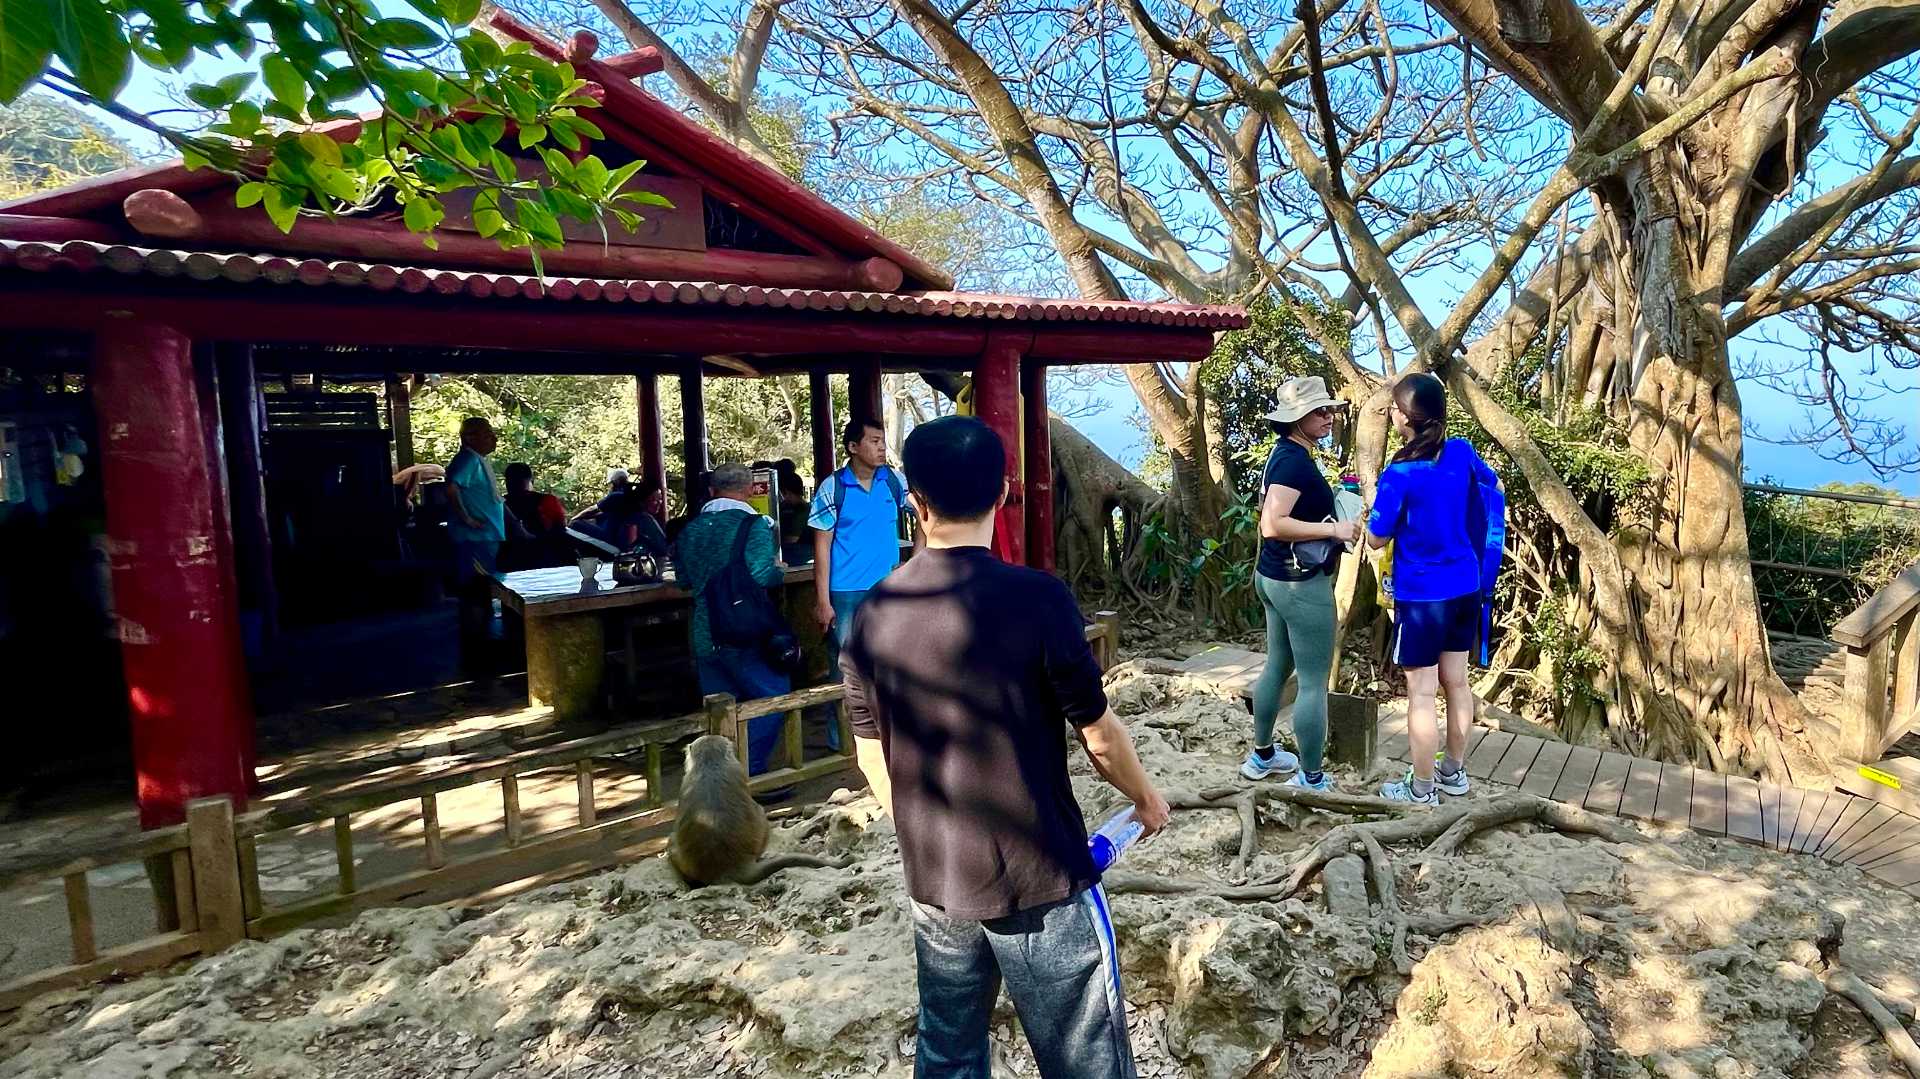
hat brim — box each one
[1264,396,1349,424]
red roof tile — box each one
[0,239,1249,329]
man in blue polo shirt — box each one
[811,417,922,745]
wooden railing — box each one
[1833,561,1920,762]
[0,800,241,1011]
[0,613,1122,1011]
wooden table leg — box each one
[525,613,605,720]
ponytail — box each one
[1389,373,1448,464]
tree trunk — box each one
[1591,178,1835,779]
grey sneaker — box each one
[1240,746,1300,780]
[1434,764,1470,797]
[1379,770,1440,806]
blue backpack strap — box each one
[881,465,905,506]
[830,466,851,526]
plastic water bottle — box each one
[1087,807,1145,872]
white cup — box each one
[577,557,600,581]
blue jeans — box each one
[695,647,789,775]
[820,589,870,751]
[910,887,1137,1078]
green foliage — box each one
[1743,482,1920,635]
[1196,292,1348,489]
[3,0,659,257]
[0,91,133,197]
[409,372,844,511]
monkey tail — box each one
[735,853,853,885]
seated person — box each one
[501,462,571,569]
[774,459,812,565]
[571,479,670,562]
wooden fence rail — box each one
[1833,561,1920,762]
[0,614,1122,1012]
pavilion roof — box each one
[0,238,1249,330]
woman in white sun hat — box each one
[1242,375,1356,792]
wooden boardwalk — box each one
[1172,646,1920,898]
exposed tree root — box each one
[1823,967,1920,1078]
[1356,829,1412,975]
[1158,786,1259,881]
[1109,793,1642,911]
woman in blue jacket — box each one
[1366,373,1500,805]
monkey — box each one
[668,734,850,887]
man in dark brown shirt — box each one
[844,416,1169,1079]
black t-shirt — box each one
[1257,439,1338,581]
[843,546,1107,919]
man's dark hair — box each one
[902,416,1004,521]
[842,416,884,450]
[503,462,533,486]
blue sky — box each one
[67,29,1918,496]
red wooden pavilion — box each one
[0,15,1243,828]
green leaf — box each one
[471,189,505,238]
[263,186,300,233]
[514,198,563,248]
[402,196,444,233]
[49,0,132,99]
[605,159,645,193]
[369,17,440,49]
[261,53,306,114]
[186,82,229,109]
[229,100,262,133]
[575,155,607,196]
[547,121,580,152]
[618,189,673,209]
[516,123,545,149]
[235,181,268,208]
[441,0,480,27]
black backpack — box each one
[704,514,800,670]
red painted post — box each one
[808,370,836,481]
[973,339,1024,565]
[1022,360,1055,573]
[849,357,884,426]
[635,373,665,494]
[681,359,709,504]
[93,321,253,827]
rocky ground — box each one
[3,662,1918,1079]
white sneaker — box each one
[1240,746,1300,780]
[1434,763,1470,797]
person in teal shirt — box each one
[446,417,504,664]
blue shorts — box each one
[1393,593,1480,669]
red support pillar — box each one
[94,322,253,827]
[635,372,665,493]
[808,370,836,481]
[681,359,709,505]
[973,338,1024,565]
[849,357,884,425]
[1022,360,1055,573]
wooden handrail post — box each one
[1841,641,1891,762]
[1894,609,1919,735]
[63,873,97,965]
[185,796,246,950]
[1094,610,1121,671]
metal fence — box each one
[1744,484,1920,637]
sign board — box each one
[439,164,707,253]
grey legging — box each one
[1251,571,1335,771]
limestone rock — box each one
[1365,920,1596,1078]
